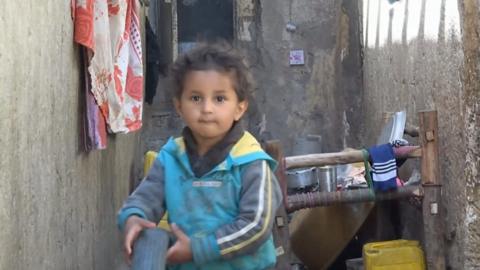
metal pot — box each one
[317,166,337,192]
[286,167,318,189]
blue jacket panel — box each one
[160,132,279,270]
[118,131,282,270]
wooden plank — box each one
[264,140,288,205]
[419,110,446,270]
[285,147,422,170]
[419,111,441,185]
[422,187,445,270]
[264,140,292,270]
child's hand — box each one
[123,216,157,264]
[166,223,193,264]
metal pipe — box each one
[286,185,423,213]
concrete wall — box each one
[143,0,363,156]
[362,0,479,268]
[459,1,480,268]
[0,2,141,269]
[236,0,364,155]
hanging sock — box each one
[368,144,398,191]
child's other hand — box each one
[123,216,157,264]
[166,223,192,264]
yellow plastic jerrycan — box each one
[363,239,426,270]
[144,151,170,231]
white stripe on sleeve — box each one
[217,161,267,245]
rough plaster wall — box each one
[0,2,140,269]
[460,1,480,268]
[140,75,183,155]
[236,0,363,155]
[362,0,473,268]
[143,0,363,157]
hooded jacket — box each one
[118,131,282,270]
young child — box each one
[117,42,282,270]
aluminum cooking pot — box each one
[286,167,317,189]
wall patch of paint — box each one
[290,50,305,65]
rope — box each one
[362,149,375,196]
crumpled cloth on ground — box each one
[73,0,144,133]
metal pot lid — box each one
[286,167,316,175]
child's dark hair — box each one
[170,42,253,102]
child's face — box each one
[174,70,248,145]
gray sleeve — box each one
[215,159,282,258]
[117,157,166,230]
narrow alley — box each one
[0,1,479,269]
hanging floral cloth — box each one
[73,0,144,134]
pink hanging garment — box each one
[73,0,144,134]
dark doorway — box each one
[177,0,234,53]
